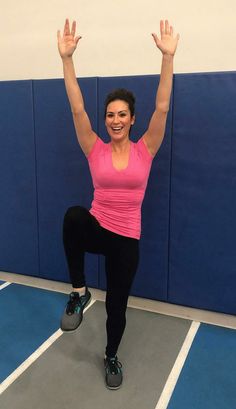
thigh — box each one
[65,206,105,255]
[105,233,139,294]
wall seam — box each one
[166,75,175,301]
[96,77,101,290]
[31,80,41,278]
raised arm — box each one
[142,20,179,157]
[57,19,97,156]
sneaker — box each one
[60,288,91,332]
[104,356,123,390]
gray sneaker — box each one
[60,289,91,332]
[104,356,123,390]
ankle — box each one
[72,286,86,296]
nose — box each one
[112,114,120,124]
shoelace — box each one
[66,293,81,315]
[106,357,122,375]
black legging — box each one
[63,206,139,358]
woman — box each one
[57,18,179,390]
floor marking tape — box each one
[155,321,200,409]
[0,298,96,394]
[0,282,11,291]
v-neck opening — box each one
[110,142,132,172]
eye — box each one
[106,113,114,118]
[119,112,127,117]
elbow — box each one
[156,103,170,114]
[71,104,84,116]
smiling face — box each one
[105,100,135,142]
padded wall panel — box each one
[34,78,99,286]
[97,76,172,300]
[0,81,39,276]
[169,72,236,313]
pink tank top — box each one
[87,137,153,239]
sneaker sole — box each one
[105,383,122,390]
[61,293,92,333]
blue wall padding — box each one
[97,76,172,300]
[168,72,236,314]
[0,81,39,276]
[33,78,99,286]
[1,72,236,314]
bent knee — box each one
[63,206,89,227]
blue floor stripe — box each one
[0,283,68,383]
[168,324,236,409]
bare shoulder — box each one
[141,134,156,157]
[84,134,107,158]
[72,111,98,157]
[82,131,98,157]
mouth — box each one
[111,126,123,133]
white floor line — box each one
[0,282,11,291]
[154,321,200,409]
[0,298,96,395]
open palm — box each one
[152,20,179,56]
[57,19,81,58]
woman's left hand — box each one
[152,20,180,56]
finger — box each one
[151,33,161,48]
[165,20,170,34]
[75,35,82,45]
[151,33,157,42]
[64,18,70,36]
[71,20,76,37]
[173,33,180,52]
[160,20,164,36]
[170,25,173,37]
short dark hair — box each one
[104,88,135,118]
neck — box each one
[110,138,130,153]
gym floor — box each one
[0,271,236,409]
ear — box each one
[131,115,135,125]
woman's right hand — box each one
[57,19,81,59]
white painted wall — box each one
[1,0,236,80]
